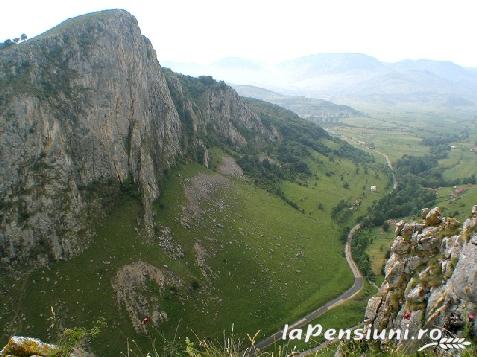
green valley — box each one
[1,145,390,355]
[2,6,477,357]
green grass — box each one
[2,148,391,356]
[364,227,395,285]
[335,124,429,164]
[272,282,377,354]
[152,159,357,342]
[436,184,477,220]
[439,143,477,181]
[281,151,389,223]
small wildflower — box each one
[469,311,476,322]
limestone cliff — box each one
[365,206,477,349]
[163,69,278,157]
[0,10,274,265]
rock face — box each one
[0,10,275,265]
[365,206,477,348]
[112,261,182,333]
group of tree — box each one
[0,33,28,49]
[361,132,477,227]
[342,132,477,282]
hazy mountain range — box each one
[232,84,361,122]
[164,54,477,111]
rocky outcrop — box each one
[181,173,230,229]
[1,336,94,356]
[0,10,275,265]
[112,261,182,333]
[0,10,181,264]
[163,69,278,153]
[0,336,58,356]
[365,206,477,349]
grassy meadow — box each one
[272,282,377,354]
[436,184,477,220]
[1,146,390,355]
[363,227,395,285]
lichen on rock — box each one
[0,336,58,356]
[365,206,477,350]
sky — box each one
[1,0,477,67]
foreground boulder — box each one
[0,336,58,356]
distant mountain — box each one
[278,54,477,108]
[278,53,385,77]
[166,54,477,111]
[230,85,284,101]
[233,84,362,121]
[393,59,473,83]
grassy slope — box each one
[436,184,477,221]
[333,116,429,163]
[1,145,389,355]
[281,150,389,224]
[266,150,389,353]
[272,282,376,354]
[363,227,395,285]
[439,132,477,181]
[154,161,353,340]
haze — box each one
[1,0,477,67]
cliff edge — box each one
[0,10,274,265]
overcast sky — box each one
[2,0,477,67]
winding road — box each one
[251,223,364,353]
[375,149,397,191]
[249,144,397,356]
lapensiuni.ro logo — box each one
[281,324,472,351]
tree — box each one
[0,39,14,49]
[13,38,20,43]
[20,33,27,41]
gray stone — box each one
[366,207,477,353]
[365,296,382,322]
[391,236,411,255]
[425,207,442,226]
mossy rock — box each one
[1,336,59,356]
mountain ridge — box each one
[165,53,477,110]
[232,84,362,121]
[0,9,278,265]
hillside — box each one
[0,9,279,266]
[0,9,392,356]
[232,84,362,122]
